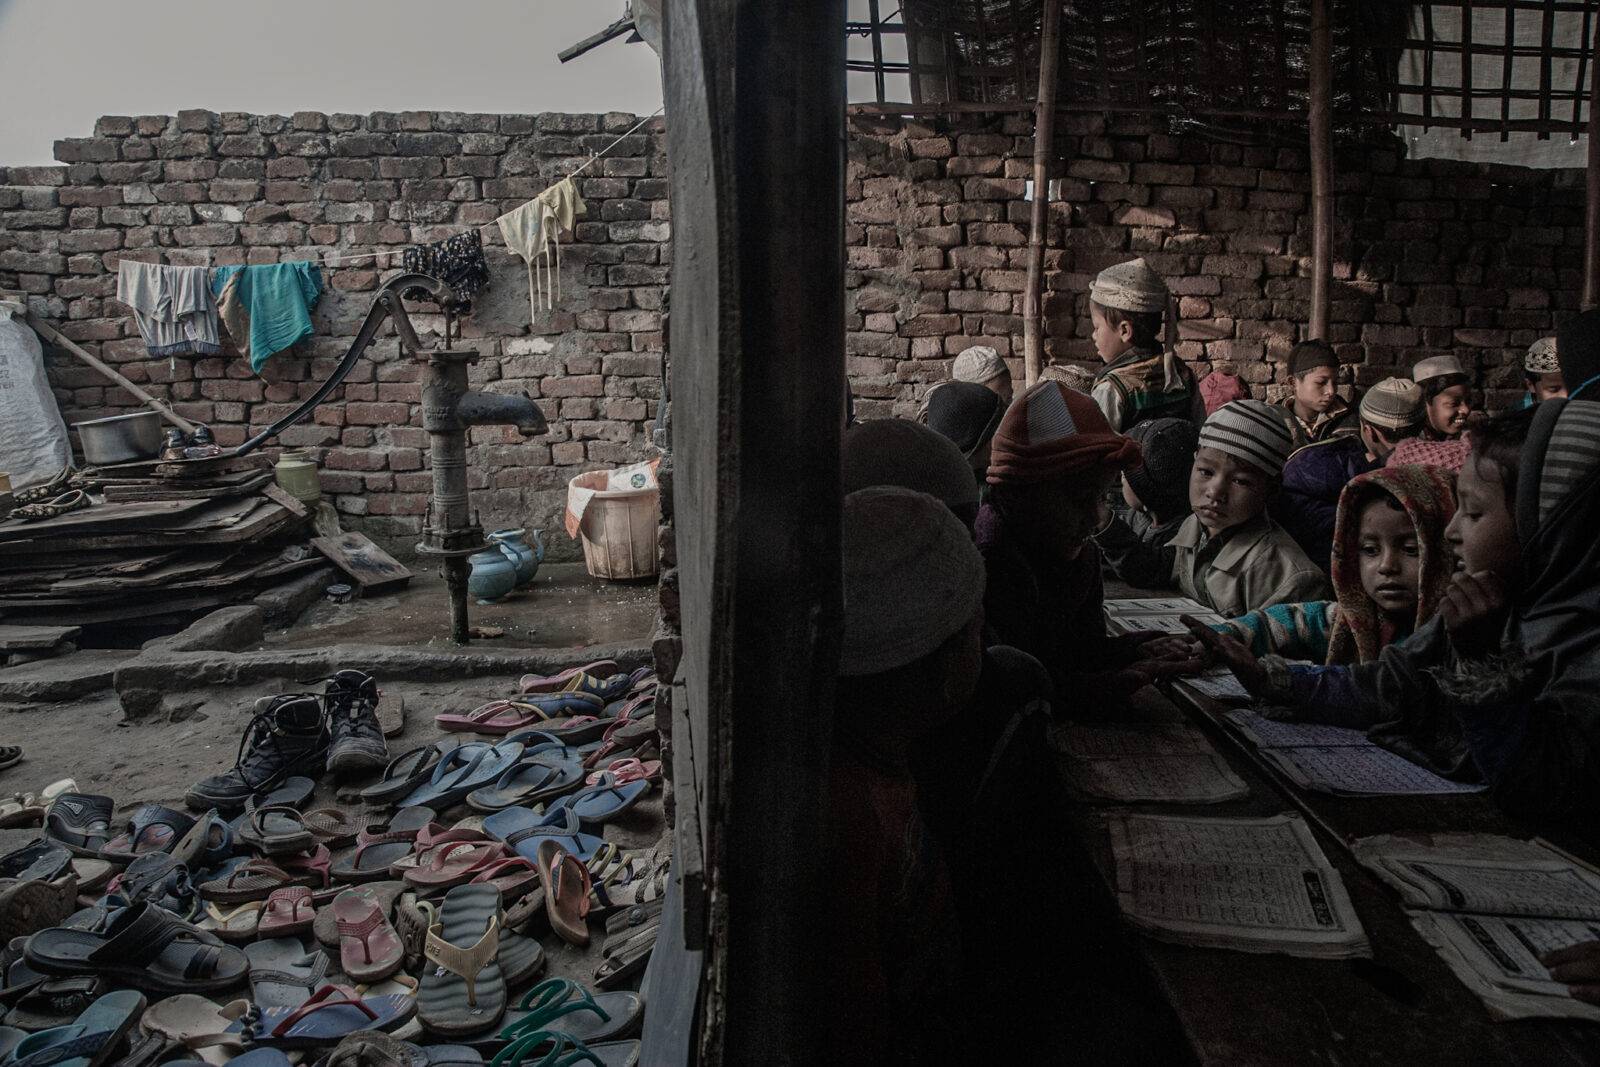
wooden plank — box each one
[1308,0,1334,339]
[24,312,197,434]
[101,471,273,503]
[262,484,311,521]
[310,532,413,594]
[0,500,298,554]
[0,624,80,651]
[0,498,214,542]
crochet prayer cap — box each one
[926,381,1004,458]
[951,345,1009,385]
[1197,399,1295,477]
[1287,341,1338,377]
[1411,354,1466,385]
[1524,336,1559,375]
[986,380,1142,485]
[1124,418,1200,519]
[1557,310,1600,399]
[1358,377,1425,432]
[839,486,985,677]
[1089,257,1170,314]
[842,418,981,509]
[1385,437,1468,473]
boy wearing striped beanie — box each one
[1168,400,1329,616]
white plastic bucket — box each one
[573,479,659,580]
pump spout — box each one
[457,390,549,436]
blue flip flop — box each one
[401,742,524,811]
[228,986,414,1049]
[6,989,145,1067]
[482,807,605,865]
[466,746,587,813]
[563,780,651,829]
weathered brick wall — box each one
[0,110,667,559]
[844,113,1586,416]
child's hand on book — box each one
[1182,616,1270,698]
[1541,941,1600,1005]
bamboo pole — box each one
[25,312,198,434]
[1022,0,1062,388]
[1308,0,1333,339]
[1585,8,1600,309]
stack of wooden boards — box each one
[0,454,320,626]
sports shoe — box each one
[324,669,389,777]
[186,694,328,813]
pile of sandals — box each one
[0,661,669,1067]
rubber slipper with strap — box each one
[198,847,331,904]
[23,903,248,995]
[257,887,315,939]
[243,940,331,1012]
[4,989,144,1067]
[417,885,506,1038]
[494,978,642,1051]
[44,796,114,858]
[236,806,315,857]
[466,747,587,813]
[515,662,619,695]
[535,841,591,948]
[332,891,404,985]
[330,808,436,884]
[229,985,414,1050]
[401,744,524,811]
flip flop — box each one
[417,885,506,1037]
[243,940,331,1012]
[333,890,405,984]
[361,746,445,806]
[468,857,541,904]
[2,976,108,1032]
[516,662,620,695]
[594,924,657,990]
[0,841,71,883]
[331,808,437,883]
[249,777,316,812]
[482,808,606,866]
[401,743,524,812]
[44,796,114,858]
[404,841,511,891]
[562,780,651,829]
[138,994,249,1067]
[465,748,587,813]
[492,1029,638,1067]
[198,848,331,903]
[24,903,248,995]
[435,696,601,736]
[313,881,404,949]
[99,805,196,864]
[257,886,316,938]
[231,986,414,1050]
[494,978,643,1052]
[236,806,315,857]
[535,840,592,948]
[584,759,661,788]
[0,793,41,829]
[198,902,261,943]
[301,808,366,847]
[4,989,145,1067]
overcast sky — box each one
[0,0,667,165]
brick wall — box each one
[843,112,1586,417]
[2,108,1585,558]
[0,110,668,559]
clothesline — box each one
[322,106,666,268]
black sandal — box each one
[24,901,249,995]
[45,794,115,857]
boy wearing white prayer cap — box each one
[1087,257,1202,432]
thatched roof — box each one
[851,1,1595,144]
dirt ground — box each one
[267,563,658,652]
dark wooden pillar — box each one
[662,0,845,1063]
[1023,0,1062,386]
[1308,0,1333,339]
[1585,8,1600,309]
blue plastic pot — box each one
[468,548,517,603]
[488,527,545,588]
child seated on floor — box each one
[1214,465,1456,664]
[825,485,977,1062]
[1276,339,1356,449]
[1166,400,1330,616]
[1520,337,1566,407]
[1272,376,1426,572]
[1087,258,1200,432]
[1412,354,1474,440]
[980,381,1201,702]
[1186,403,1600,802]
[1093,417,1198,587]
